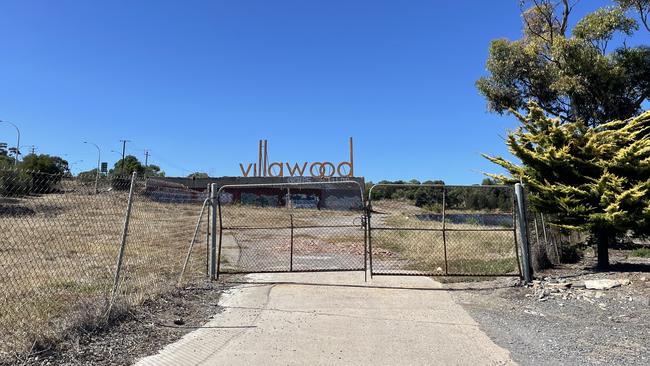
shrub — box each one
[630,247,650,258]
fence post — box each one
[533,212,541,255]
[287,187,295,271]
[178,197,209,286]
[540,213,558,262]
[363,213,368,282]
[442,186,448,275]
[107,172,137,317]
[366,197,373,279]
[289,213,294,272]
[515,183,533,282]
[210,183,218,280]
[206,183,210,276]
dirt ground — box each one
[0,188,209,358]
[447,250,650,365]
[7,281,228,366]
[8,252,650,366]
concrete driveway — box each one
[136,272,514,366]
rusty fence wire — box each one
[216,181,366,275]
[521,186,589,270]
[368,184,522,277]
[0,170,208,360]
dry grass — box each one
[219,201,519,276]
[220,204,362,228]
[219,204,366,273]
[371,202,520,276]
[0,185,208,360]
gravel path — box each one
[448,256,650,365]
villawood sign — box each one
[239,137,354,178]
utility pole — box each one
[144,149,149,178]
[119,140,130,175]
[84,141,101,194]
[18,145,36,155]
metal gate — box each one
[211,181,367,277]
[367,184,522,277]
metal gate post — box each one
[363,214,367,282]
[216,196,224,280]
[289,213,294,272]
[206,183,210,276]
[209,183,218,280]
[287,188,294,271]
[442,187,448,275]
[366,204,373,279]
[515,183,532,282]
[512,189,522,277]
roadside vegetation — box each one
[0,177,207,362]
[366,178,513,212]
[630,247,650,258]
[477,0,650,269]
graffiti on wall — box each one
[289,194,319,209]
[324,194,363,210]
[219,192,234,204]
[241,192,279,207]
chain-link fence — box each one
[516,185,576,271]
[1,171,585,359]
[368,184,521,277]
[0,170,208,359]
[216,181,366,275]
[525,208,588,270]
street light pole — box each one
[84,141,101,194]
[0,120,20,167]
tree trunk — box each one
[594,229,610,270]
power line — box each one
[147,151,194,174]
[128,141,195,175]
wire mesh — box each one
[114,178,209,304]
[520,186,587,270]
[217,182,366,274]
[368,184,521,276]
[0,169,208,358]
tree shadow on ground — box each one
[608,261,650,273]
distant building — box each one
[145,176,365,210]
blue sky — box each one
[0,0,643,183]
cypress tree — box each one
[485,102,650,269]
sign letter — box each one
[268,162,284,177]
[286,162,308,176]
[239,163,253,177]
